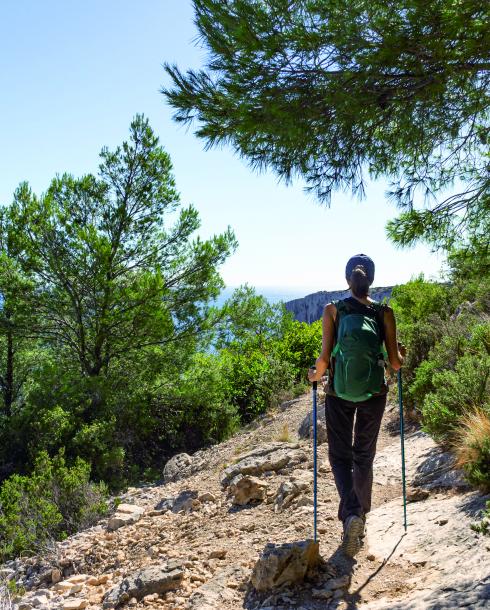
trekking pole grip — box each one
[309,366,317,390]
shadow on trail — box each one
[240,535,408,609]
[345,534,406,608]
[456,491,490,519]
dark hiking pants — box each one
[325,394,386,523]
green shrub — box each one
[222,349,296,422]
[471,500,490,536]
[174,352,240,446]
[390,277,454,410]
[422,353,490,442]
[0,451,107,561]
[276,319,322,382]
[409,317,487,407]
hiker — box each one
[308,254,406,557]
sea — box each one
[214,286,313,307]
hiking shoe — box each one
[341,515,364,557]
[360,514,366,540]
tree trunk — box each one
[4,328,13,417]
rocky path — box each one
[2,392,489,610]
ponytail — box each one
[349,265,370,298]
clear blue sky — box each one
[0,0,444,295]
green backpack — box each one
[331,298,387,403]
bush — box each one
[276,319,322,382]
[471,500,490,536]
[171,352,240,448]
[422,353,490,442]
[0,451,107,561]
[409,317,488,408]
[390,277,453,407]
[222,349,296,422]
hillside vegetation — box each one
[0,117,488,563]
[0,118,321,561]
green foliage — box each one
[10,115,236,381]
[277,320,323,382]
[422,352,490,442]
[164,0,490,248]
[471,500,490,536]
[213,287,321,422]
[390,276,452,405]
[220,348,295,422]
[463,434,490,491]
[0,451,107,561]
[0,117,237,487]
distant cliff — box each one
[285,286,394,323]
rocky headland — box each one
[285,288,393,323]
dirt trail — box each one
[4,392,489,610]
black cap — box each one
[345,254,375,285]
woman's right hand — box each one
[308,366,323,382]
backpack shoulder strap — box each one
[369,301,387,343]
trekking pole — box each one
[310,366,318,543]
[398,368,408,532]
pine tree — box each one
[163,0,490,248]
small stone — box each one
[54,580,82,594]
[51,568,62,584]
[209,549,227,560]
[62,600,88,610]
[107,512,139,531]
[198,492,216,503]
[367,554,376,561]
[312,588,333,599]
[67,574,90,584]
[327,575,350,590]
[163,453,193,483]
[406,487,429,503]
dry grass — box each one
[0,581,14,610]
[454,408,490,472]
[275,423,292,443]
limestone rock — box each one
[298,406,327,444]
[285,287,393,324]
[187,565,247,610]
[116,503,145,516]
[163,453,193,483]
[411,444,470,490]
[103,560,184,608]
[221,443,307,488]
[231,476,268,505]
[274,472,313,512]
[198,492,216,503]
[251,540,319,591]
[63,600,88,610]
[107,512,140,532]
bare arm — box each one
[308,303,336,381]
[384,306,405,371]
